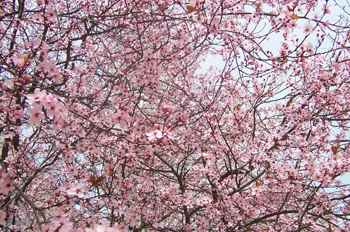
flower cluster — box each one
[146,124,172,143]
[26,90,67,128]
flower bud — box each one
[54,189,60,197]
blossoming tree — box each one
[1,0,350,231]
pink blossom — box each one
[162,130,173,139]
[66,183,87,198]
[0,210,5,225]
[14,109,24,119]
[0,182,14,195]
[52,118,63,130]
[154,124,160,129]
[86,223,122,232]
[48,209,73,232]
[323,5,332,14]
[37,61,56,72]
[11,55,25,68]
[54,189,60,197]
[302,23,313,34]
[43,94,59,117]
[190,0,198,6]
[2,83,8,91]
[27,89,46,106]
[146,130,163,141]
[323,20,330,27]
[0,171,14,195]
[29,106,45,125]
[112,111,128,128]
[162,103,172,112]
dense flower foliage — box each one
[1,0,350,231]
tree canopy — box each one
[1,0,350,231]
